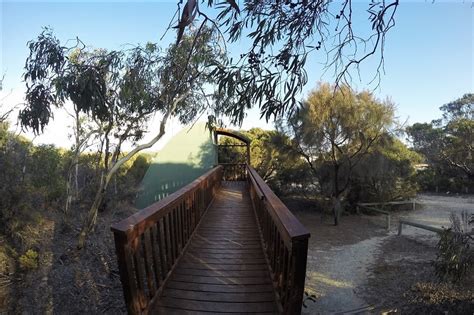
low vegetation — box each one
[407,93,473,194]
[434,212,473,283]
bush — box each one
[347,137,421,204]
[433,212,473,282]
[19,249,39,270]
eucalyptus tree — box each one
[280,83,395,225]
[408,94,474,187]
[171,0,399,125]
[64,104,99,214]
[20,27,225,248]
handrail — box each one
[246,165,310,314]
[398,219,474,236]
[111,165,223,315]
[357,204,391,230]
[247,166,310,244]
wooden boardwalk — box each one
[154,182,280,314]
[112,165,309,314]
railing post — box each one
[288,238,309,314]
[398,221,403,235]
[113,232,141,315]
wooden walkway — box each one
[111,165,309,315]
[154,182,279,314]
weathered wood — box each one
[357,204,391,230]
[162,289,276,302]
[181,257,267,265]
[288,238,309,314]
[111,166,222,315]
[143,229,157,296]
[112,234,141,314]
[170,274,272,285]
[398,219,446,235]
[163,214,172,270]
[112,164,310,315]
[179,262,268,270]
[150,183,280,313]
[174,269,270,277]
[247,166,310,245]
[154,222,167,280]
[397,219,474,236]
[111,166,222,238]
[247,165,310,313]
[132,242,147,308]
[165,281,275,293]
[154,297,278,313]
[359,200,417,211]
[154,308,274,315]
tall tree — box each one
[171,0,399,124]
[20,27,225,248]
[280,83,395,224]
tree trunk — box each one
[333,163,340,225]
[76,100,180,249]
[65,172,73,213]
[333,196,342,226]
[74,160,79,199]
[77,175,107,248]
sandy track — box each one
[290,194,474,314]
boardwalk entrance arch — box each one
[111,127,310,314]
[215,128,250,181]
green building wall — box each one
[135,123,217,209]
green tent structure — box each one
[135,123,217,209]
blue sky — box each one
[1,0,473,147]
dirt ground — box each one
[2,194,473,314]
[289,194,474,315]
[1,203,131,314]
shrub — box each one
[433,212,473,283]
[19,249,38,270]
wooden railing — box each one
[219,163,247,181]
[111,166,223,315]
[247,165,310,314]
[357,204,391,230]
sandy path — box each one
[291,194,474,314]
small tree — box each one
[348,134,422,203]
[433,211,473,283]
[218,128,301,184]
[280,83,395,225]
[20,27,225,248]
[408,94,474,192]
[64,101,99,213]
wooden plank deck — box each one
[152,182,280,314]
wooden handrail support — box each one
[359,200,417,211]
[111,166,223,315]
[357,204,391,230]
[398,219,474,236]
[247,165,310,314]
